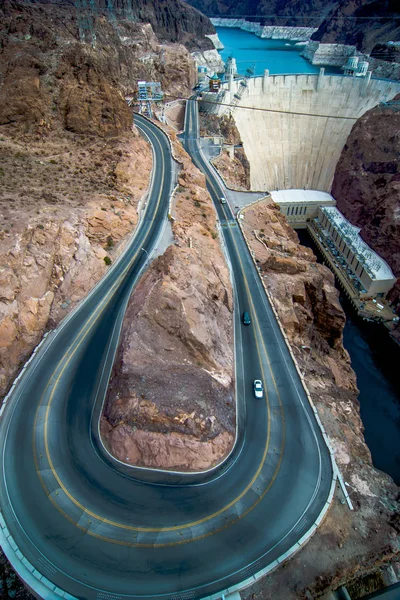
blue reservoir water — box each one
[215,26,341,76]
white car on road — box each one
[253,380,264,399]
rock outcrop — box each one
[331,96,400,318]
[0,127,152,396]
[240,200,400,599]
[101,130,234,471]
[199,113,250,190]
[186,0,330,28]
[242,201,353,364]
[192,48,225,73]
[312,0,400,54]
[0,0,202,400]
[25,0,215,50]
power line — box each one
[231,54,400,60]
[164,94,359,120]
[209,14,400,20]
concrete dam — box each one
[203,72,400,192]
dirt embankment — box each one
[101,130,235,472]
[199,112,251,190]
[240,201,399,599]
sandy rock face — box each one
[200,113,251,191]
[102,131,235,472]
[102,421,233,471]
[213,148,250,191]
[245,202,350,358]
[240,200,400,599]
[0,138,150,396]
[0,0,201,401]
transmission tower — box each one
[226,63,255,115]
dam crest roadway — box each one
[0,104,333,599]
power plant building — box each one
[309,206,396,299]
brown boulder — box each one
[264,254,307,274]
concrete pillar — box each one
[317,67,325,91]
[228,73,233,91]
[262,69,269,93]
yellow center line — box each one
[32,116,286,548]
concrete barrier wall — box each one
[228,74,400,191]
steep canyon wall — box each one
[222,74,400,191]
[332,97,400,312]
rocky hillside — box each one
[240,200,400,599]
[0,0,202,399]
[199,112,250,190]
[313,0,400,54]
[185,0,333,27]
[331,96,400,321]
[20,0,215,49]
[101,129,234,471]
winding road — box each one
[0,106,333,600]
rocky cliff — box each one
[20,0,215,49]
[240,200,400,599]
[185,0,332,28]
[331,96,400,323]
[0,0,200,399]
[101,129,234,471]
[199,113,250,190]
[209,18,317,41]
[312,0,400,54]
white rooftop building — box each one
[272,189,336,227]
[313,206,396,298]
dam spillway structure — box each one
[199,69,400,192]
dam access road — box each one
[0,108,333,600]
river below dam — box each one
[297,230,400,485]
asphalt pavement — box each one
[0,107,334,600]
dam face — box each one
[216,73,400,191]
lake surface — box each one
[297,230,400,485]
[215,26,342,76]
